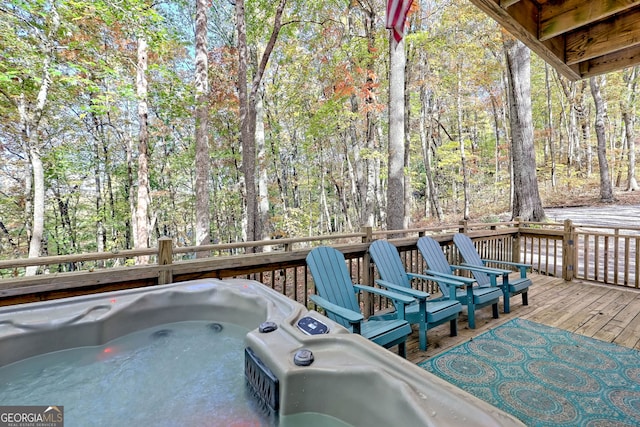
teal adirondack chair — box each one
[306,246,414,358]
[368,240,462,351]
[453,233,532,313]
[416,236,502,329]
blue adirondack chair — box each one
[416,236,502,329]
[306,246,414,358]
[453,233,532,314]
[368,240,462,351]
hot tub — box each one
[0,278,524,426]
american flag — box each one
[386,0,414,42]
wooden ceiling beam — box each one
[500,0,521,8]
[565,6,640,65]
[540,0,640,41]
[470,0,581,80]
[470,0,640,80]
[578,44,640,79]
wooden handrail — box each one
[1,220,638,306]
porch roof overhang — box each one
[469,0,640,80]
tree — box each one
[456,60,471,220]
[134,34,151,263]
[590,75,614,203]
[0,1,61,274]
[194,0,211,255]
[387,36,406,233]
[621,66,639,192]
[503,37,544,221]
[235,0,288,246]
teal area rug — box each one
[419,318,640,426]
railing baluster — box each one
[605,236,610,284]
[583,235,590,281]
[624,237,630,286]
[614,229,620,285]
[634,237,640,288]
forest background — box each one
[1,0,639,268]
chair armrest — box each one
[309,294,363,325]
[354,284,414,320]
[454,264,510,288]
[481,259,531,277]
[458,263,512,276]
[375,278,429,300]
[409,272,467,302]
[413,271,469,287]
[427,269,477,286]
[353,284,415,305]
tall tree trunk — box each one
[622,66,639,191]
[504,37,545,221]
[419,81,443,221]
[590,76,614,203]
[125,134,135,251]
[362,5,378,227]
[236,0,257,247]
[347,98,364,225]
[89,96,106,266]
[558,75,587,175]
[18,3,59,275]
[236,0,287,247]
[456,64,470,220]
[236,0,250,243]
[387,36,405,235]
[545,63,556,188]
[195,0,211,256]
[26,147,45,275]
[256,89,271,247]
[490,94,501,189]
[403,66,412,230]
[135,35,150,263]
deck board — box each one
[406,274,640,364]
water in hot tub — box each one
[0,321,350,427]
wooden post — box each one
[562,220,575,282]
[157,237,174,285]
[458,220,468,233]
[513,217,521,263]
[361,226,374,317]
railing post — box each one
[158,237,174,285]
[513,217,521,263]
[458,220,468,233]
[361,226,374,317]
[563,220,575,282]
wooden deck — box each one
[407,274,640,365]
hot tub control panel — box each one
[296,316,329,335]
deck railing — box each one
[0,220,638,307]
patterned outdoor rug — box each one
[419,318,640,426]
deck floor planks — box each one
[407,275,640,365]
[593,292,640,344]
[525,281,600,326]
[574,291,633,338]
[567,287,626,332]
[614,309,640,349]
[551,285,611,331]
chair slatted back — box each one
[416,237,453,299]
[306,246,360,328]
[453,234,491,287]
[369,240,412,289]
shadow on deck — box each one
[407,274,640,365]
